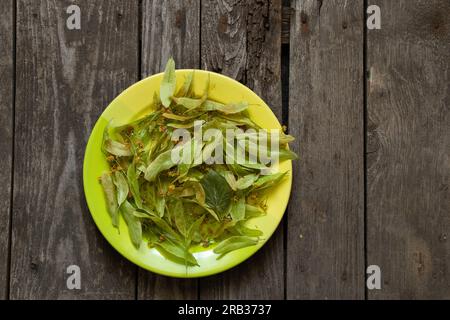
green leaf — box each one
[223,102,249,114]
[99,173,119,228]
[176,138,203,179]
[101,121,112,155]
[253,172,287,191]
[202,204,220,221]
[280,133,295,144]
[167,120,204,129]
[192,182,206,205]
[278,148,298,161]
[202,100,248,114]
[173,199,187,236]
[155,178,170,217]
[240,162,269,171]
[203,73,210,99]
[200,170,232,219]
[186,198,220,221]
[162,112,195,121]
[213,236,258,257]
[227,163,255,176]
[127,162,143,208]
[154,238,199,266]
[199,217,233,239]
[114,111,158,136]
[229,196,245,221]
[152,91,161,109]
[187,215,205,246]
[113,171,129,206]
[234,222,263,237]
[201,100,224,112]
[235,130,294,145]
[160,58,176,107]
[103,139,132,157]
[221,171,237,191]
[245,204,266,218]
[131,210,154,218]
[144,149,176,182]
[148,223,195,265]
[218,113,260,129]
[176,70,195,97]
[235,174,258,190]
[155,195,165,218]
[149,216,182,242]
[120,201,142,248]
[172,96,205,110]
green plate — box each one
[83,70,293,278]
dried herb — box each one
[160,58,176,108]
[213,236,259,258]
[99,58,298,266]
[100,173,119,228]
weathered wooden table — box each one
[0,0,448,300]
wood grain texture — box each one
[11,0,138,299]
[138,0,200,300]
[200,0,248,82]
[367,0,450,299]
[141,0,200,77]
[287,0,365,299]
[200,0,285,299]
[0,0,13,300]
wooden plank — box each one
[287,0,365,299]
[11,0,138,299]
[367,0,450,299]
[199,0,285,300]
[0,0,13,300]
[141,0,200,77]
[137,0,200,300]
